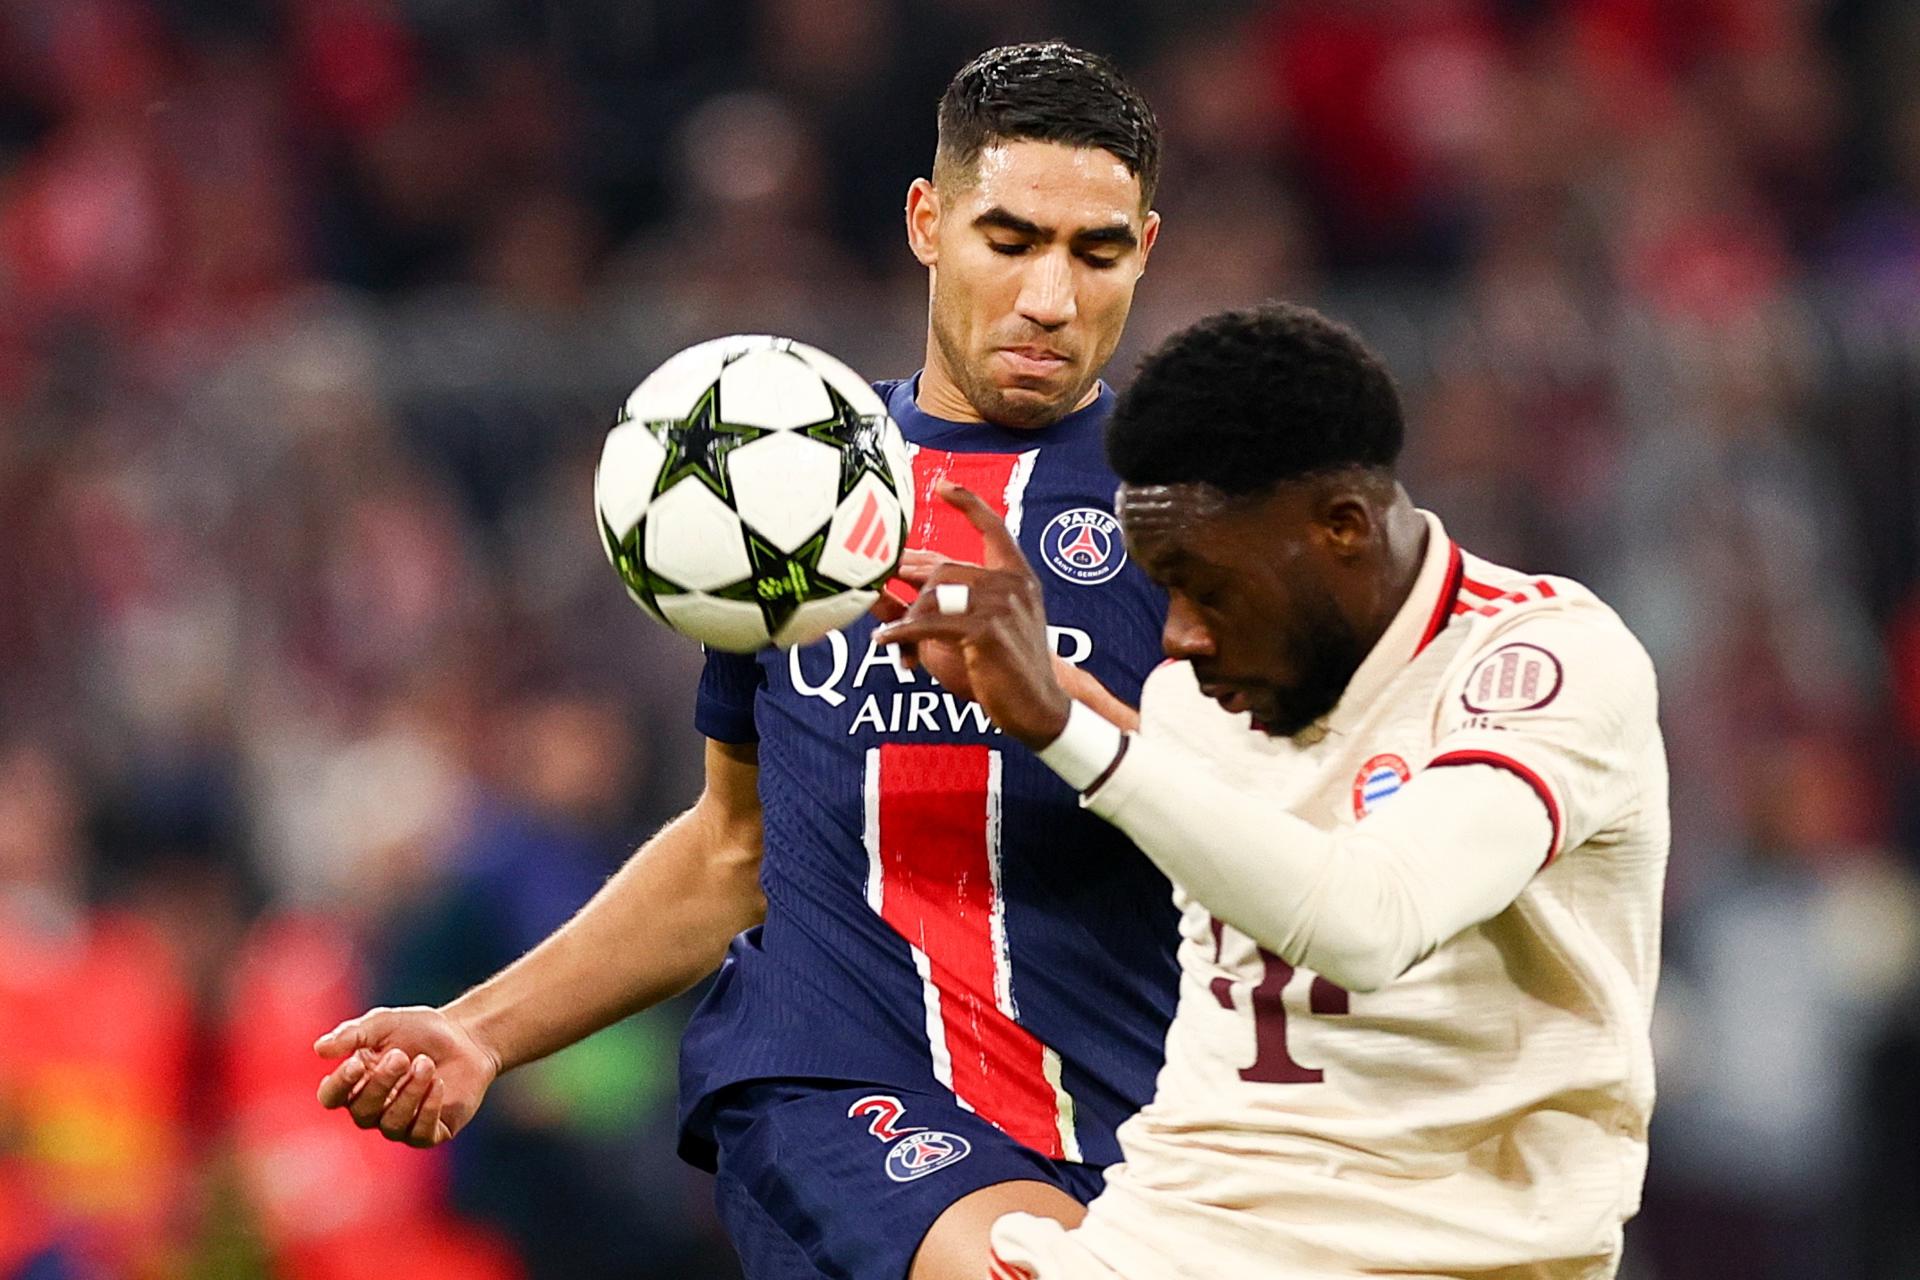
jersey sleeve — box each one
[693,648,764,744]
[1422,607,1660,865]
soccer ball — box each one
[596,335,915,653]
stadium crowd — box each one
[2,0,1918,1277]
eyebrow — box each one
[973,206,1139,250]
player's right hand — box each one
[313,1006,500,1148]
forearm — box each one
[1042,710,1548,990]
[444,803,763,1073]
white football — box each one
[596,335,915,652]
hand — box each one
[314,1005,501,1148]
[873,482,1072,749]
[872,548,977,700]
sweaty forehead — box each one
[1115,483,1239,568]
[956,140,1145,225]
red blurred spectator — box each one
[223,913,523,1280]
[0,743,192,1277]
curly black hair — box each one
[1108,303,1405,496]
[937,42,1161,204]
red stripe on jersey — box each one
[1415,541,1465,656]
[895,448,1027,602]
[1427,749,1565,866]
[876,744,1065,1156]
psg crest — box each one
[885,1130,973,1182]
[1041,507,1127,585]
[1352,753,1412,818]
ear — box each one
[906,178,940,268]
[1314,487,1377,560]
[1136,209,1162,276]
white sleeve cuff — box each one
[1036,700,1128,794]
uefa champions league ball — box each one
[596,335,915,653]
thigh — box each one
[911,1178,1088,1280]
[708,1080,1104,1280]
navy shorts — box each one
[705,1079,1109,1280]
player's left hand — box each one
[873,482,1072,749]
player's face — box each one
[910,140,1159,427]
[1118,482,1371,737]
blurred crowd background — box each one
[3,0,1919,1276]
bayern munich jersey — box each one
[994,512,1669,1280]
[678,377,1179,1169]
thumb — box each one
[314,1010,387,1058]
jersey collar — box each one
[1319,510,1463,739]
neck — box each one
[1361,490,1429,649]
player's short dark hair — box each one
[936,42,1161,205]
[1108,303,1405,497]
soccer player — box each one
[313,43,1183,1280]
[876,303,1670,1280]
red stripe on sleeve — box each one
[989,1251,1034,1280]
[1426,749,1565,867]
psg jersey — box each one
[678,377,1179,1169]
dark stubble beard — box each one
[929,298,1091,429]
[1255,588,1373,738]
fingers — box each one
[345,1047,416,1130]
[873,619,962,649]
[868,589,908,624]
[316,1047,369,1108]
[937,483,1031,573]
[873,563,988,649]
[407,1077,449,1147]
[893,548,959,586]
[377,1054,436,1142]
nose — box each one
[1161,596,1216,662]
[1015,248,1076,331]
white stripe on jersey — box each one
[1003,449,1040,539]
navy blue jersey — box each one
[679,377,1178,1170]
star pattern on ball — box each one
[651,386,771,502]
[709,529,853,635]
[804,386,898,501]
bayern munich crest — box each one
[884,1130,973,1182]
[1352,753,1412,818]
[1040,507,1127,585]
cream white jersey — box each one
[998,510,1669,1280]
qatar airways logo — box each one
[789,626,1093,735]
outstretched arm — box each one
[314,737,764,1146]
